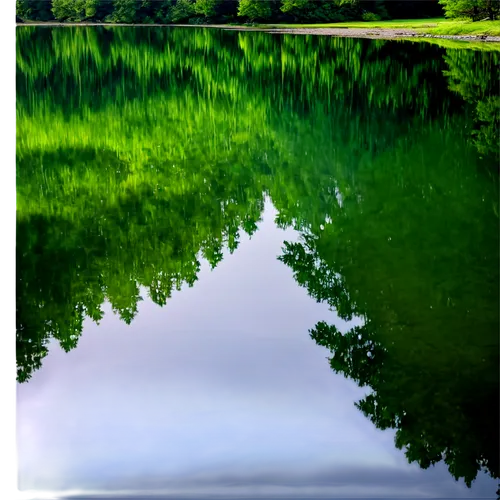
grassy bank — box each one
[254,18,500,37]
[411,37,500,51]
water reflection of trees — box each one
[16,27,499,489]
[444,48,500,161]
[280,121,499,487]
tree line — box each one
[16,0,446,24]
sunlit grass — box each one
[421,19,500,36]
[410,38,500,51]
[254,18,500,37]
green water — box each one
[16,26,499,489]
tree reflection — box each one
[16,159,266,382]
[280,116,499,486]
[443,48,500,161]
[16,29,499,489]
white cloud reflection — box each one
[16,202,498,499]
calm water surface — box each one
[16,27,499,499]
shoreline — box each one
[16,22,500,43]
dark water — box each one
[16,27,499,499]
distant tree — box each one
[384,0,443,19]
[152,0,174,22]
[358,0,389,19]
[279,119,500,487]
[84,0,99,19]
[192,0,239,21]
[280,0,359,22]
[109,0,138,22]
[52,0,75,21]
[16,0,32,19]
[124,0,175,23]
[52,0,100,21]
[440,0,499,20]
[170,0,196,22]
[194,0,221,17]
[280,0,310,15]
[444,49,500,159]
[238,0,272,21]
[94,0,115,21]
[16,0,55,21]
[130,0,150,22]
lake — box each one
[16,26,499,499]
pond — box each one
[16,26,499,499]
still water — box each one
[16,26,499,498]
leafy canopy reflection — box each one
[16,26,499,490]
[279,110,499,488]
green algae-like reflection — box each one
[16,26,499,490]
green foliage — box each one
[358,0,390,20]
[279,0,360,22]
[281,0,312,14]
[194,0,221,17]
[362,11,380,21]
[170,0,196,22]
[237,0,272,21]
[16,27,499,489]
[13,0,31,19]
[475,96,500,156]
[17,0,56,21]
[279,114,499,486]
[440,0,500,21]
[84,0,99,19]
[194,0,246,22]
[52,0,100,22]
[14,0,446,23]
[52,0,74,21]
[373,0,389,19]
[109,0,137,22]
[52,0,73,21]
[444,48,500,158]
